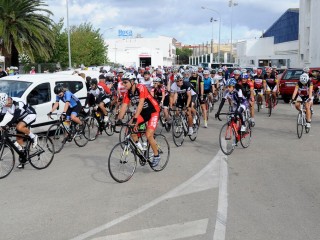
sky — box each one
[45,0,299,45]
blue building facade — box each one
[263,8,299,44]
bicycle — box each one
[254,89,263,112]
[0,127,54,179]
[216,111,252,155]
[158,107,171,132]
[108,123,170,183]
[84,106,115,141]
[265,91,278,117]
[292,100,311,138]
[46,113,90,153]
[171,107,200,147]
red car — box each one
[279,68,320,103]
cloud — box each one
[46,0,299,45]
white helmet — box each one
[0,93,8,109]
[300,73,309,84]
[121,72,136,81]
[303,67,310,73]
[203,70,210,75]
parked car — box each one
[279,68,320,103]
[0,74,87,133]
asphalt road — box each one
[0,102,319,240]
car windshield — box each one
[0,80,32,97]
[282,69,304,80]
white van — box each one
[0,74,87,133]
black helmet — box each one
[90,78,98,85]
[54,85,64,94]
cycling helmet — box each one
[174,73,183,82]
[153,77,163,84]
[303,67,310,73]
[203,70,210,75]
[0,93,8,109]
[210,69,216,74]
[265,67,272,73]
[272,65,277,69]
[227,78,237,87]
[218,68,223,73]
[121,72,136,81]
[233,70,241,75]
[90,78,98,85]
[241,73,249,79]
[241,68,247,74]
[300,73,309,84]
[143,71,151,75]
[54,85,64,94]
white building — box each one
[299,0,320,67]
[105,36,176,68]
[236,8,300,68]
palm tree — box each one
[0,0,55,67]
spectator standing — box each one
[0,65,8,78]
[30,66,36,74]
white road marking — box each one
[213,152,228,240]
[91,219,208,240]
[70,151,226,240]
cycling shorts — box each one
[137,111,159,131]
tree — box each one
[68,22,107,68]
[0,0,55,67]
[176,48,193,65]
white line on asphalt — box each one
[213,152,228,240]
[91,219,208,240]
[70,151,225,240]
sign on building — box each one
[118,29,133,37]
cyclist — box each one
[291,73,313,128]
[117,73,161,167]
[48,85,83,132]
[140,71,154,92]
[0,93,38,168]
[238,73,255,125]
[252,68,265,107]
[263,67,278,108]
[86,78,110,123]
[170,73,197,135]
[215,78,248,132]
[201,70,215,127]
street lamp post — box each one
[66,0,71,69]
[210,17,214,54]
[201,6,221,63]
[229,0,238,63]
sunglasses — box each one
[122,81,130,85]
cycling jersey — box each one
[123,84,160,120]
[238,81,254,99]
[203,77,213,93]
[117,81,127,98]
[151,86,166,104]
[56,90,80,108]
[263,73,277,87]
[223,89,248,109]
[0,98,36,127]
[98,82,111,95]
[297,81,313,97]
[170,81,197,96]
[189,75,203,94]
[252,75,264,89]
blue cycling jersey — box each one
[203,77,212,91]
[56,90,80,108]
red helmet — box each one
[257,68,262,75]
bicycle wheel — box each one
[108,141,137,183]
[297,112,303,138]
[268,95,272,117]
[219,122,236,155]
[171,116,185,147]
[0,144,15,179]
[46,123,66,154]
[86,116,99,141]
[240,120,252,148]
[74,122,90,147]
[104,120,114,136]
[29,136,54,169]
[148,134,170,172]
[119,125,130,148]
[189,112,200,141]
